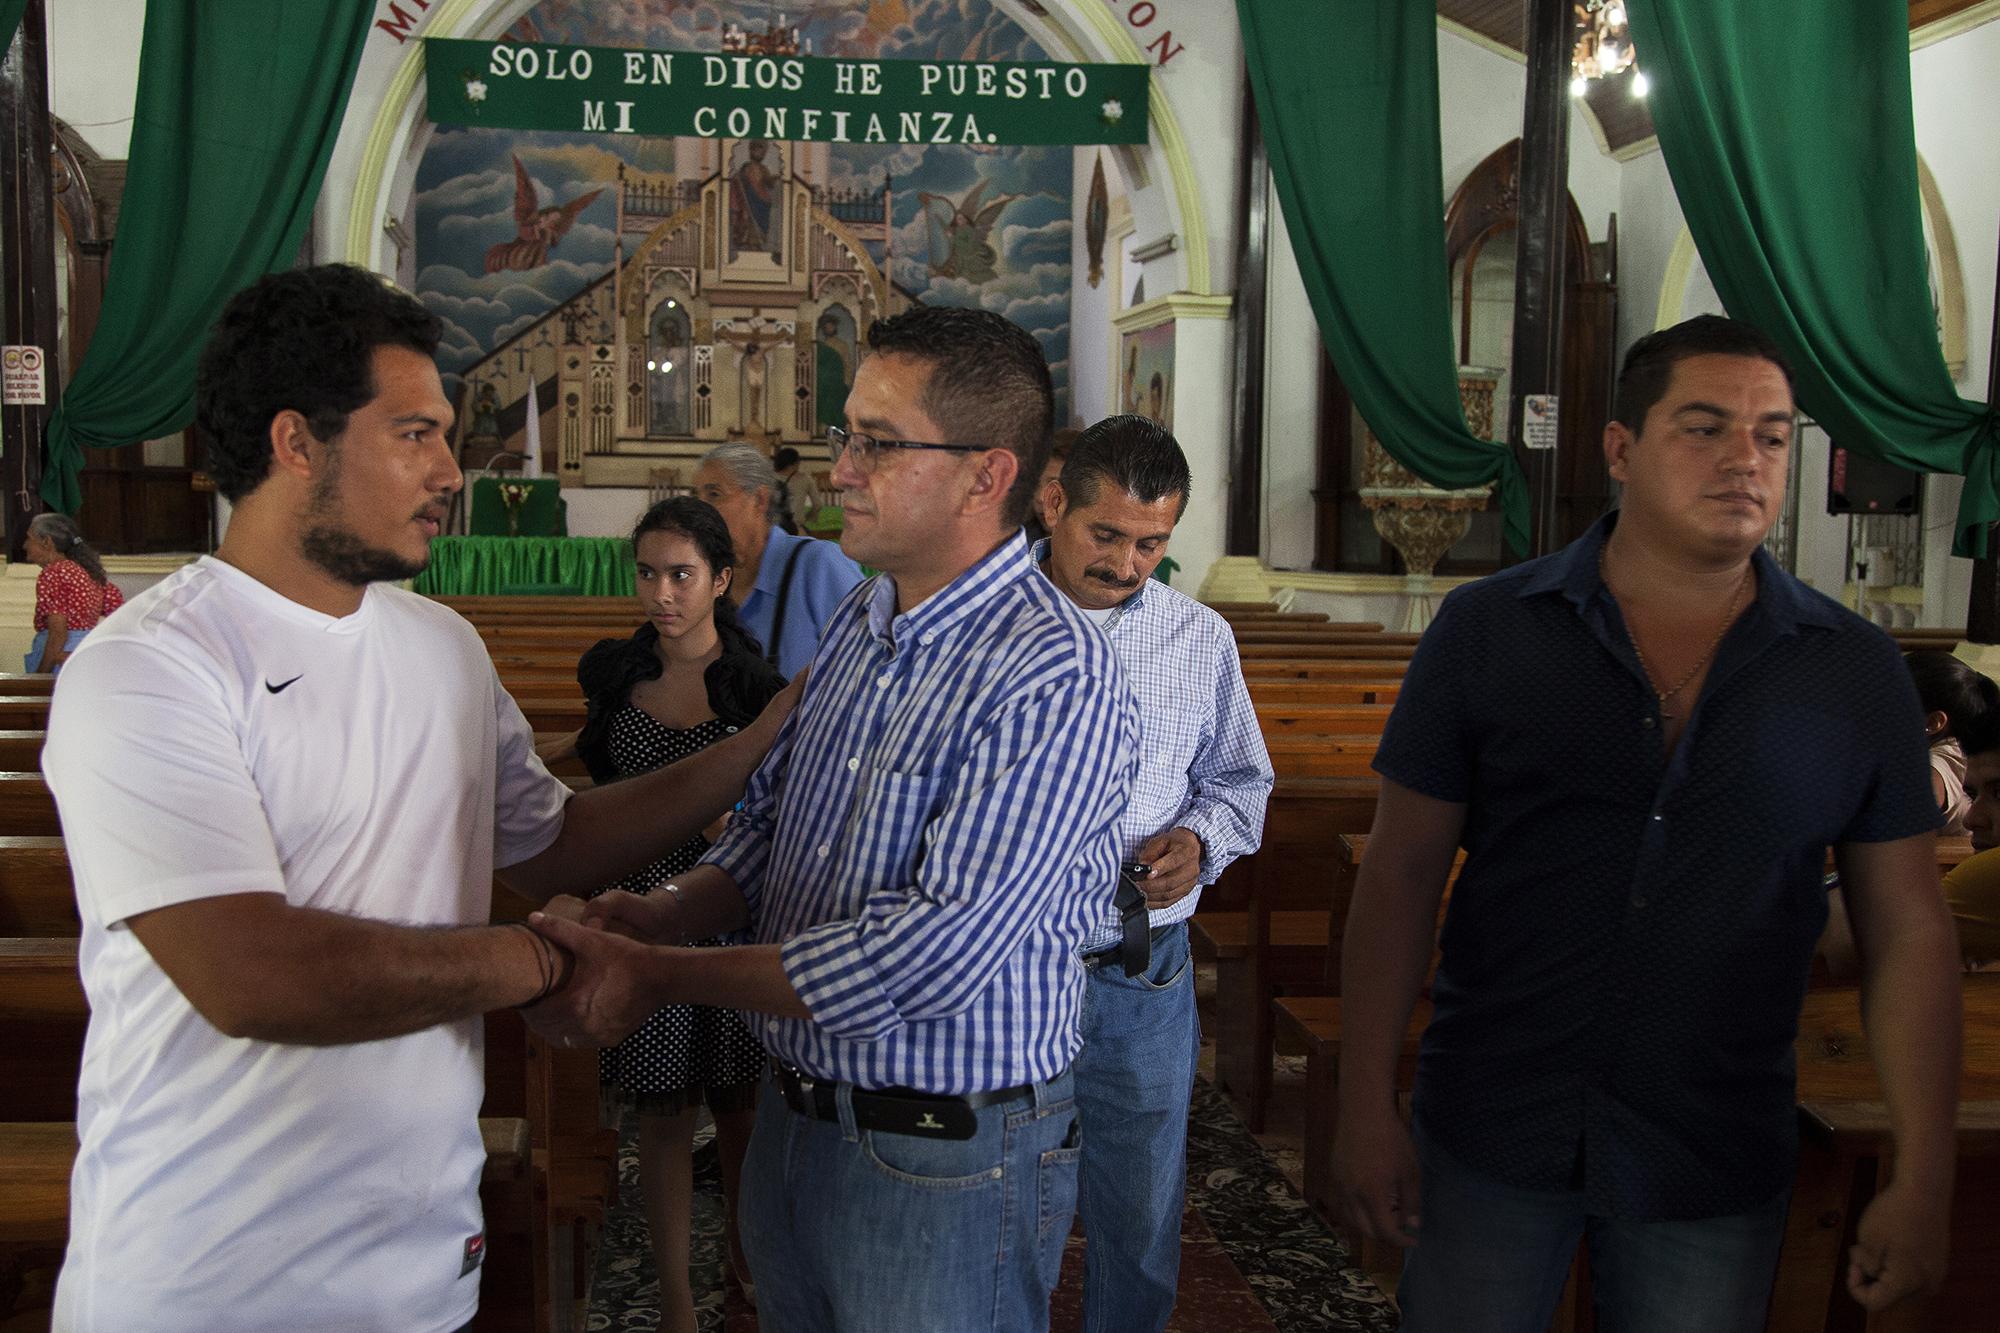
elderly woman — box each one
[24,513,123,673]
[692,442,862,678]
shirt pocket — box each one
[835,768,943,890]
[1140,708,1203,776]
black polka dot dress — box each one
[589,706,769,1115]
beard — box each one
[300,521,429,585]
[300,447,436,586]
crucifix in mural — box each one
[412,0,1144,488]
[713,316,795,441]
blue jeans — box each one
[1074,921,1200,1333]
[1396,1126,1790,1333]
[739,1067,1081,1332]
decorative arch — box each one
[1442,139,1595,366]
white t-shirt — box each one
[42,558,570,1333]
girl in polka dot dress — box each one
[562,497,785,1331]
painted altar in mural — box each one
[414,0,1076,488]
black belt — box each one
[1083,920,1181,974]
[773,1064,1035,1141]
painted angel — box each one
[483,155,603,274]
[918,179,1025,285]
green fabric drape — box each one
[1237,2,1531,556]
[1628,1,2000,556]
[40,2,373,512]
[412,537,636,597]
[0,1,28,49]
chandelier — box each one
[1571,1,1648,97]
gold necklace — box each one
[1601,549,1753,719]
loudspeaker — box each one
[1826,446,1919,515]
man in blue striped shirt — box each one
[1038,416,1274,1332]
[532,307,1140,1331]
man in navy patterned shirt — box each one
[1037,414,1273,1332]
[533,307,1140,1331]
[1336,316,1961,1331]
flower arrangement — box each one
[497,480,533,537]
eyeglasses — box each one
[825,425,993,472]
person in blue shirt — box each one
[693,441,863,679]
[1336,316,1960,1331]
[1038,415,1274,1332]
[529,307,1140,1332]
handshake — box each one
[516,889,683,1051]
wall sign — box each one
[2,346,46,406]
[1522,394,1559,450]
[423,38,1149,146]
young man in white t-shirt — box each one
[41,265,796,1333]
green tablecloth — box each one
[469,477,567,536]
[413,536,634,596]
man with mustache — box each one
[1036,414,1273,1330]
[1335,315,1960,1330]
[42,265,797,1332]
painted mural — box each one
[411,0,1074,484]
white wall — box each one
[562,487,651,540]
[1437,29,1622,242]
[1068,146,1117,428]
[1913,19,2000,406]
[1261,186,1319,571]
[47,0,143,158]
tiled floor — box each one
[585,963,1396,1331]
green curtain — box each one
[39,2,374,512]
[1628,0,2000,555]
[412,536,636,597]
[0,1,28,49]
[1237,1,1531,556]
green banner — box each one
[424,38,1149,146]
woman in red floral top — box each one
[25,513,122,673]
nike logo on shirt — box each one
[265,675,304,694]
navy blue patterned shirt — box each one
[1374,513,1939,1219]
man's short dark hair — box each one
[1612,314,1794,434]
[196,264,443,501]
[1059,414,1191,518]
[865,305,1053,527]
[773,446,801,471]
[1958,702,2000,760]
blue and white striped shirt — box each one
[701,532,1140,1093]
[1032,548,1274,951]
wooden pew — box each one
[0,698,50,729]
[0,773,60,836]
[0,674,55,697]
[0,838,77,934]
[1765,976,2000,1333]
[0,730,45,771]
[1194,776,1379,1130]
[1249,679,1402,706]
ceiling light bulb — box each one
[1607,4,1626,25]
[1570,75,1589,97]
[646,359,657,371]
[1631,69,1650,97]
[660,361,673,373]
